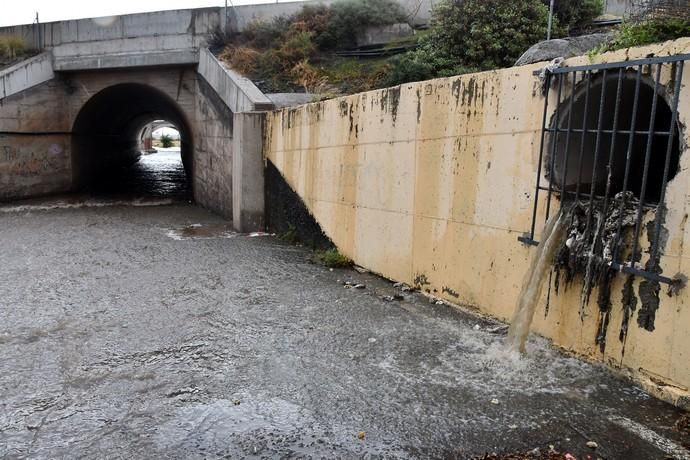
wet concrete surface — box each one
[1,202,689,459]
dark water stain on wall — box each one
[265,161,332,250]
[637,211,669,332]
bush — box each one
[385,43,475,86]
[602,18,690,51]
[317,0,407,50]
[425,0,551,71]
[0,36,27,61]
[547,0,604,32]
[314,248,353,268]
[160,134,174,148]
[384,0,549,85]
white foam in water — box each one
[0,198,175,213]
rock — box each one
[357,431,366,440]
[354,284,366,289]
[487,325,509,335]
[586,441,599,449]
[490,398,499,404]
[435,300,444,305]
[382,294,404,302]
[473,324,481,331]
[353,265,368,274]
[515,33,614,66]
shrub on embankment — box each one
[217,0,605,94]
[591,17,690,55]
[0,36,28,64]
[219,0,407,94]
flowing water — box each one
[507,210,569,353]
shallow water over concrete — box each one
[87,149,191,201]
[0,204,688,458]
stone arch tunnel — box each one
[0,6,272,232]
[71,83,194,192]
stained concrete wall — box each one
[264,38,690,408]
[0,78,71,199]
[605,0,633,16]
[0,66,235,217]
[0,52,54,100]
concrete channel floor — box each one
[1,201,689,459]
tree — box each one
[546,0,604,33]
[160,133,174,148]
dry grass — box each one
[219,45,261,75]
[0,36,27,61]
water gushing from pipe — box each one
[507,210,568,353]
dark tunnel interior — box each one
[71,83,193,199]
[549,70,681,204]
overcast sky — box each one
[1,0,276,27]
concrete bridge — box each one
[0,7,296,232]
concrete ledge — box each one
[197,48,274,113]
[0,52,55,100]
[53,49,199,71]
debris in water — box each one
[382,294,404,302]
[357,431,366,440]
[167,223,237,240]
[353,265,368,274]
[473,324,481,331]
[487,325,509,335]
[585,441,598,449]
[490,398,499,405]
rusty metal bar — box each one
[601,69,625,218]
[522,72,552,244]
[559,71,578,201]
[651,61,685,262]
[574,71,592,202]
[630,63,663,264]
[612,67,643,262]
[545,74,564,222]
[585,69,608,236]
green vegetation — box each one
[593,18,690,54]
[0,36,27,63]
[218,0,606,94]
[314,248,353,268]
[279,224,300,244]
[220,0,406,94]
[385,0,551,85]
[160,133,174,148]
[547,0,604,32]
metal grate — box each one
[519,54,688,284]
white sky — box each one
[1,0,277,27]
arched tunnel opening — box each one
[71,83,193,200]
[549,71,681,204]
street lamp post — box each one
[547,0,555,40]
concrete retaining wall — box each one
[264,38,690,408]
[197,48,274,113]
[0,53,54,100]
